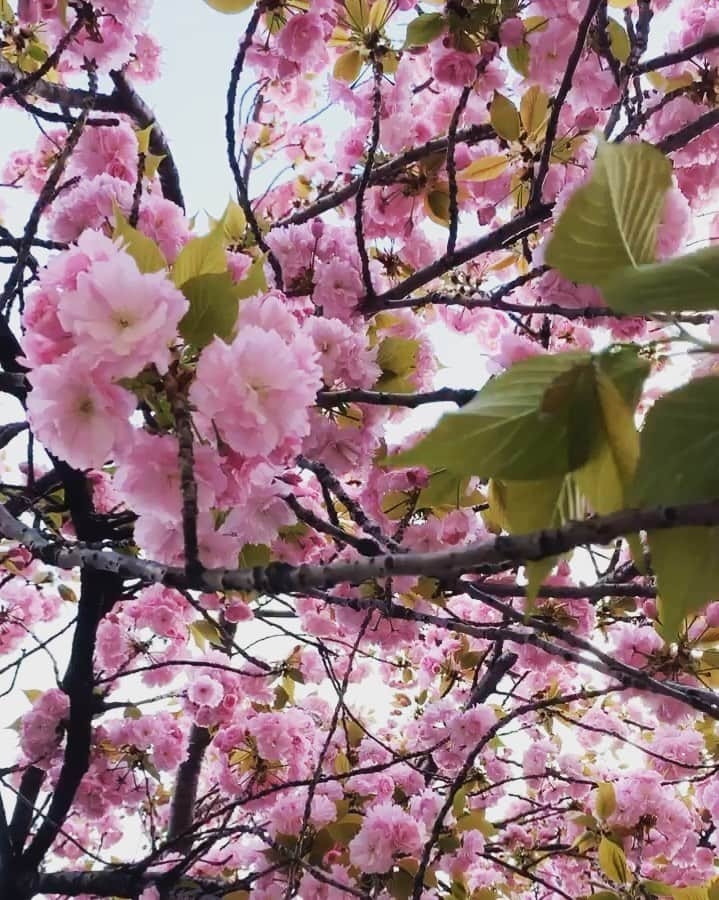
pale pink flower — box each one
[277,13,329,72]
[432,49,477,87]
[56,248,187,377]
[349,802,423,874]
[190,327,322,457]
[499,17,525,48]
[188,675,224,708]
[27,353,135,469]
[71,123,139,183]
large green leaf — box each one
[404,12,445,47]
[631,375,719,507]
[544,142,672,285]
[389,352,596,480]
[651,527,719,643]
[629,376,719,640]
[178,272,240,348]
[172,224,228,287]
[601,245,719,314]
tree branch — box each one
[3,494,719,598]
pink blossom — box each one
[432,49,478,87]
[71,123,139,183]
[190,326,322,457]
[27,353,135,469]
[188,675,225,708]
[349,802,423,873]
[55,245,187,377]
[499,17,525,48]
[277,13,329,72]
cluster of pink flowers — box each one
[5,0,719,896]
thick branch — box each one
[3,495,719,597]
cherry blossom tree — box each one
[3,0,719,897]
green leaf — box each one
[490,91,521,142]
[238,543,271,568]
[456,809,497,836]
[639,880,675,897]
[597,836,630,884]
[189,618,222,650]
[113,206,167,274]
[631,376,719,507]
[574,370,640,515]
[404,12,445,47]
[23,689,43,705]
[172,225,227,287]
[203,0,254,11]
[327,812,364,844]
[545,142,672,285]
[179,272,240,348]
[601,245,719,314]
[457,154,510,182]
[424,187,451,227]
[607,19,631,64]
[233,253,267,300]
[389,352,594,480]
[507,43,530,76]
[210,198,247,246]
[649,527,719,642]
[596,345,650,410]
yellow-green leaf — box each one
[179,272,241,348]
[424,186,451,227]
[203,0,254,11]
[650,527,719,642]
[172,225,227,287]
[404,12,445,47]
[507,43,530,76]
[595,782,617,820]
[601,245,719,315]
[545,142,672,285]
[670,888,711,900]
[135,123,153,154]
[520,85,549,138]
[490,91,520,142]
[598,836,630,884]
[607,19,631,64]
[631,376,719,507]
[113,206,167,274]
[389,352,593,481]
[458,154,510,182]
[334,48,364,82]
